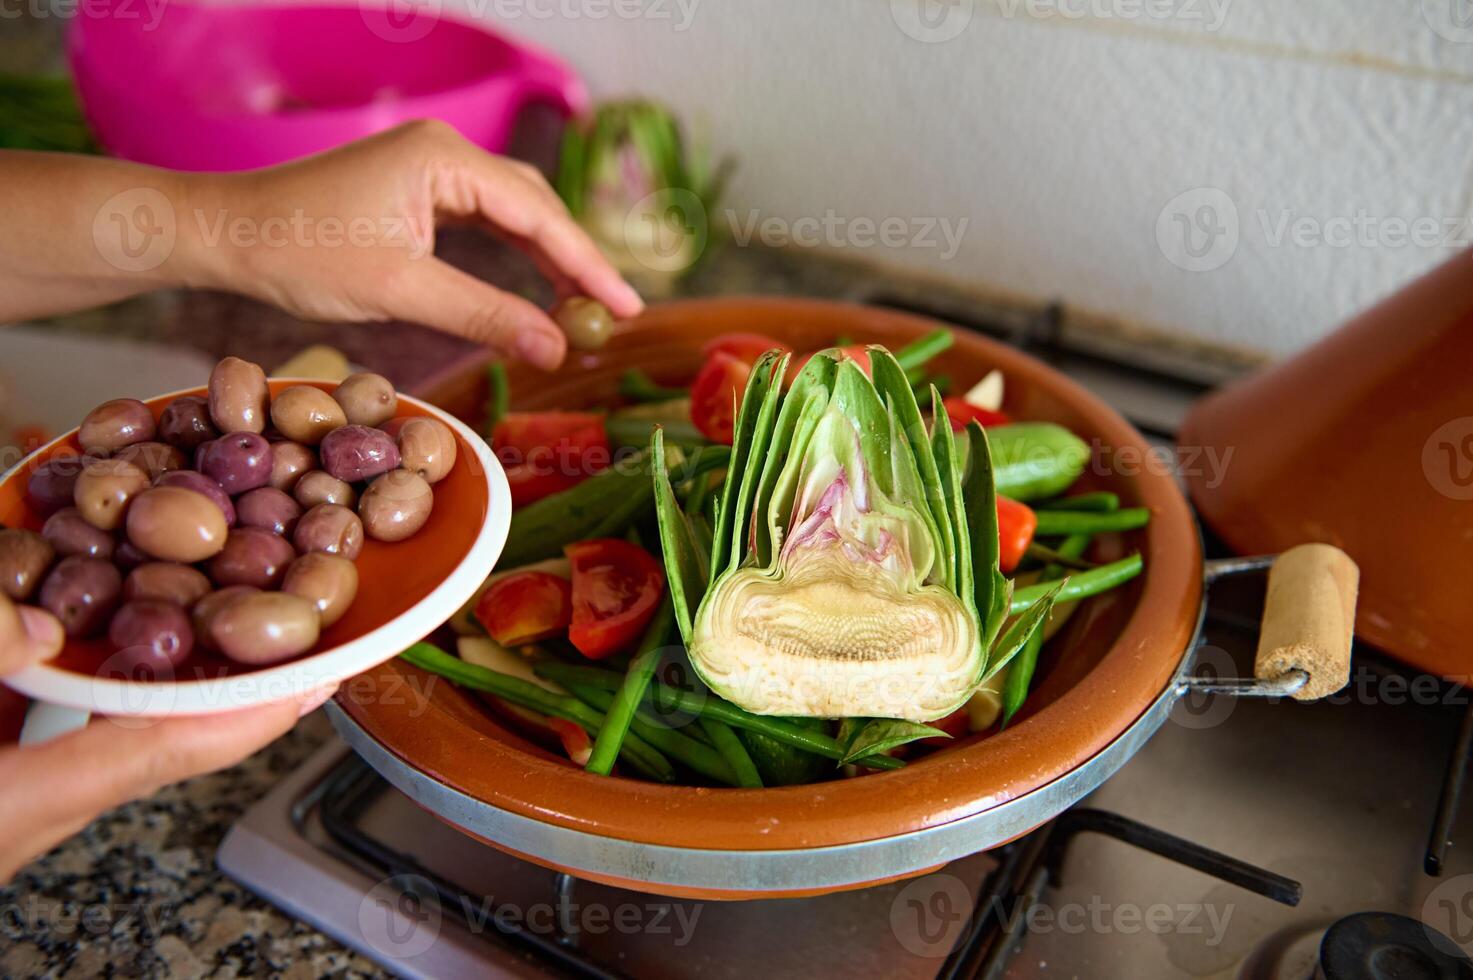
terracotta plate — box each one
[340,298,1202,860]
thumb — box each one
[0,594,64,677]
[382,258,568,371]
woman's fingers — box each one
[0,595,63,677]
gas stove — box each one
[219,289,1473,979]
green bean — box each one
[399,643,675,782]
[1036,491,1119,512]
[484,362,509,433]
[1032,507,1150,536]
[894,329,954,374]
[619,369,689,403]
[1001,533,1091,725]
[1010,554,1142,614]
[534,662,905,771]
[1023,541,1096,571]
[569,683,738,784]
[586,597,675,775]
[699,718,764,787]
[606,415,707,450]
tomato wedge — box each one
[689,350,752,445]
[943,396,1011,431]
[565,538,665,659]
[474,571,573,646]
[702,332,788,363]
[547,717,593,766]
[996,496,1037,573]
[491,412,609,507]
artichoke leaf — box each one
[651,428,709,645]
[710,349,785,580]
[983,579,1066,681]
[751,352,839,566]
[840,718,950,765]
[962,421,1010,653]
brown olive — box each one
[208,356,270,434]
[292,504,364,559]
[332,372,397,427]
[191,585,259,652]
[282,553,359,628]
[269,385,347,445]
[211,591,321,666]
[41,507,115,560]
[78,398,157,454]
[359,470,433,542]
[73,457,150,531]
[114,541,149,570]
[395,417,457,484]
[113,441,186,481]
[125,486,229,563]
[267,441,318,492]
[124,562,212,608]
[293,470,357,509]
[208,527,297,589]
[236,487,303,537]
[552,297,614,351]
[39,555,122,638]
[157,395,219,451]
[26,455,86,516]
[0,529,55,601]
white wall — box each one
[460,0,1473,355]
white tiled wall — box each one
[463,0,1473,355]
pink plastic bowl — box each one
[67,2,587,171]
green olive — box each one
[552,297,615,352]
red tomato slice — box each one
[474,571,573,646]
[547,717,593,766]
[702,332,788,363]
[565,538,666,660]
[996,496,1038,573]
[942,397,1011,431]
[689,350,751,445]
[491,412,610,507]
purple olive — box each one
[114,540,150,570]
[25,455,86,516]
[42,507,116,560]
[236,487,303,537]
[154,470,235,526]
[319,425,400,483]
[113,441,187,481]
[78,398,156,455]
[39,555,122,638]
[157,395,219,451]
[208,527,297,589]
[0,529,55,602]
[124,562,212,608]
[197,433,274,495]
[108,599,194,675]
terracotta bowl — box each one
[337,297,1202,898]
[0,379,508,716]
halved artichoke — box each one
[653,346,1046,723]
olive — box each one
[208,356,270,434]
[236,487,303,537]
[269,385,347,445]
[113,441,186,480]
[359,470,433,542]
[267,441,318,492]
[154,470,236,526]
[126,487,229,563]
[39,555,122,638]
[319,425,400,483]
[395,417,457,484]
[282,553,359,628]
[191,585,258,652]
[552,297,614,351]
[208,527,297,589]
[197,432,273,494]
[26,455,85,516]
[333,372,397,427]
[78,398,157,454]
[42,507,115,560]
[124,562,212,608]
[73,457,150,531]
[211,591,321,666]
[293,470,356,509]
[108,599,194,674]
[0,529,55,601]
[157,395,219,451]
[292,504,363,559]
[114,540,150,570]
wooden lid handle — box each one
[1255,543,1359,700]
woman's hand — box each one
[0,593,333,882]
[0,121,643,370]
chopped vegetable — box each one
[565,538,666,660]
[943,396,1011,431]
[996,496,1038,573]
[984,422,1091,500]
[1032,507,1151,536]
[585,595,676,774]
[963,370,1004,412]
[619,369,688,403]
[473,571,572,646]
[548,718,593,765]
[689,350,752,444]
[492,411,610,507]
